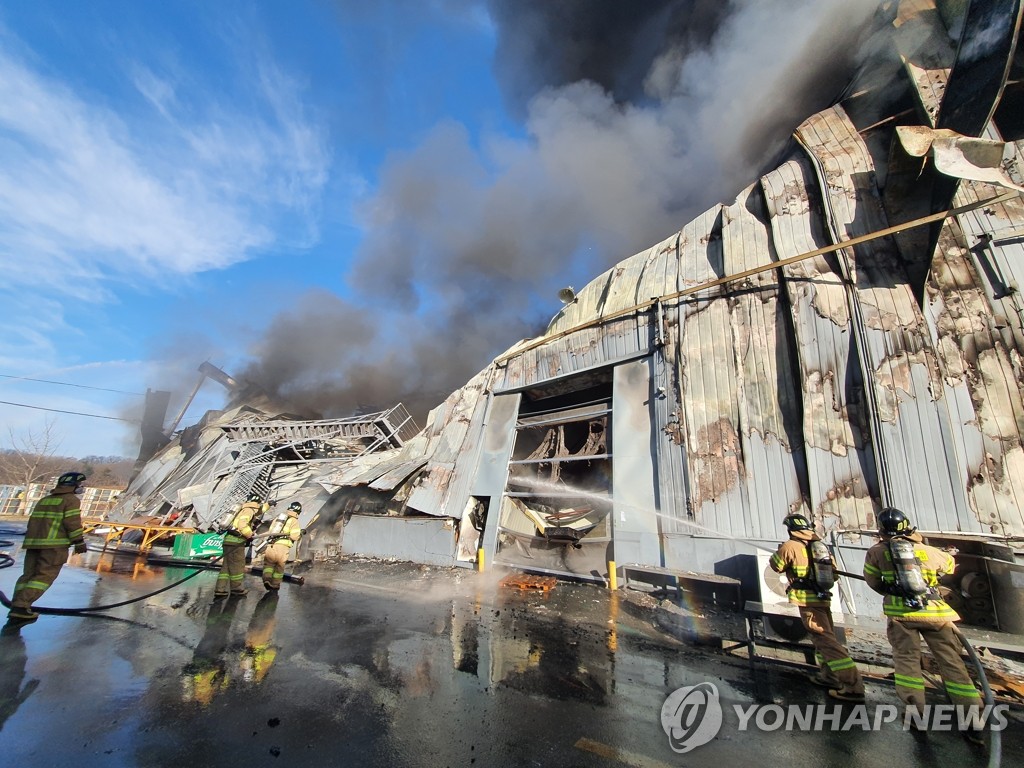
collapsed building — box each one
[118,0,1024,632]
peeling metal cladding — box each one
[674,204,750,530]
[894,0,956,126]
[722,183,809,538]
[796,104,965,531]
[954,176,1024,344]
[760,157,874,531]
[944,179,1024,534]
[405,368,491,518]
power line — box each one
[0,399,140,424]
[0,373,145,396]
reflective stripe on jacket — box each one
[769,530,830,606]
[224,502,260,546]
[23,486,85,549]
[863,534,959,622]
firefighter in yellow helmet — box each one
[863,508,982,741]
[261,502,302,591]
[214,492,264,599]
[7,472,88,623]
[770,512,865,702]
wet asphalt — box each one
[0,542,1021,768]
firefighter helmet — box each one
[288,502,302,514]
[247,492,262,503]
[783,513,812,531]
[878,507,915,536]
[57,472,87,487]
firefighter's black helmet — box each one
[783,513,812,531]
[247,492,262,503]
[878,507,915,536]
[288,502,302,513]
[57,472,87,487]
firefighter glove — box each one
[73,542,88,554]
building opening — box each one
[494,378,613,580]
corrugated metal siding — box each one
[796,105,969,533]
[942,178,1024,535]
[722,183,808,539]
[673,205,751,536]
[760,157,876,529]
[496,314,652,392]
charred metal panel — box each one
[611,358,659,565]
[894,0,957,125]
[938,0,1023,137]
[406,369,490,517]
[496,314,653,392]
[722,183,809,538]
[939,179,1024,535]
[954,176,1024,335]
[760,158,876,531]
[673,206,751,534]
[797,105,964,529]
[925,214,1024,535]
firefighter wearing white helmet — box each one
[863,508,981,737]
[261,502,302,591]
[769,512,865,702]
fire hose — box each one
[0,531,302,617]
[0,526,24,569]
[837,569,1001,766]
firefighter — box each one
[214,492,264,599]
[7,472,88,623]
[261,502,302,591]
[770,512,865,702]
[863,507,982,740]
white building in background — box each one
[0,482,122,518]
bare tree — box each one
[0,419,64,514]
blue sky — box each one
[0,0,879,461]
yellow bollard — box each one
[478,548,486,572]
[607,560,617,590]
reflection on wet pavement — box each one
[0,551,1020,767]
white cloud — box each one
[0,32,331,300]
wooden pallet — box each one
[500,573,558,592]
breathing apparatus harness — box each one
[784,539,836,600]
[885,534,938,610]
[781,515,835,600]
